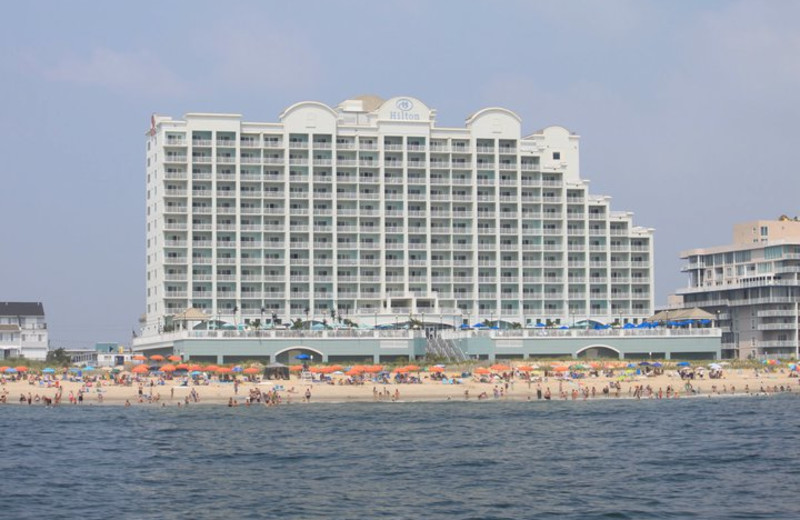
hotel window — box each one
[552,152,561,160]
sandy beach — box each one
[2,365,798,407]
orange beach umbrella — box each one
[517,366,534,372]
[428,366,445,373]
[168,355,181,362]
[490,364,511,371]
[243,367,260,374]
[160,364,177,372]
[132,355,147,361]
[15,366,29,372]
[289,365,304,372]
[474,367,491,375]
[131,365,149,374]
[150,354,165,361]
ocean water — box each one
[2,395,800,520]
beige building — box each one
[676,218,800,359]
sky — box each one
[1,1,799,348]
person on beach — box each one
[305,388,311,402]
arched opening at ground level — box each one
[576,345,621,359]
[273,346,325,364]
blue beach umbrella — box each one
[232,366,243,373]
[42,368,56,374]
[676,361,691,367]
[5,368,17,374]
[295,354,311,360]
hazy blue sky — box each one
[2,1,798,347]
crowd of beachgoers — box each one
[1,359,798,407]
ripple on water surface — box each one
[1,395,799,520]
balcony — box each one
[164,156,188,164]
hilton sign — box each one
[389,98,421,121]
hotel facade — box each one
[677,219,800,359]
[142,96,654,337]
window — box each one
[552,152,561,160]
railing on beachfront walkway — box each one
[440,328,722,340]
[165,329,425,340]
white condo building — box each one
[142,95,654,337]
[0,302,49,360]
[677,218,800,359]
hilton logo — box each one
[396,98,414,111]
[390,98,420,121]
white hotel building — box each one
[142,95,654,336]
